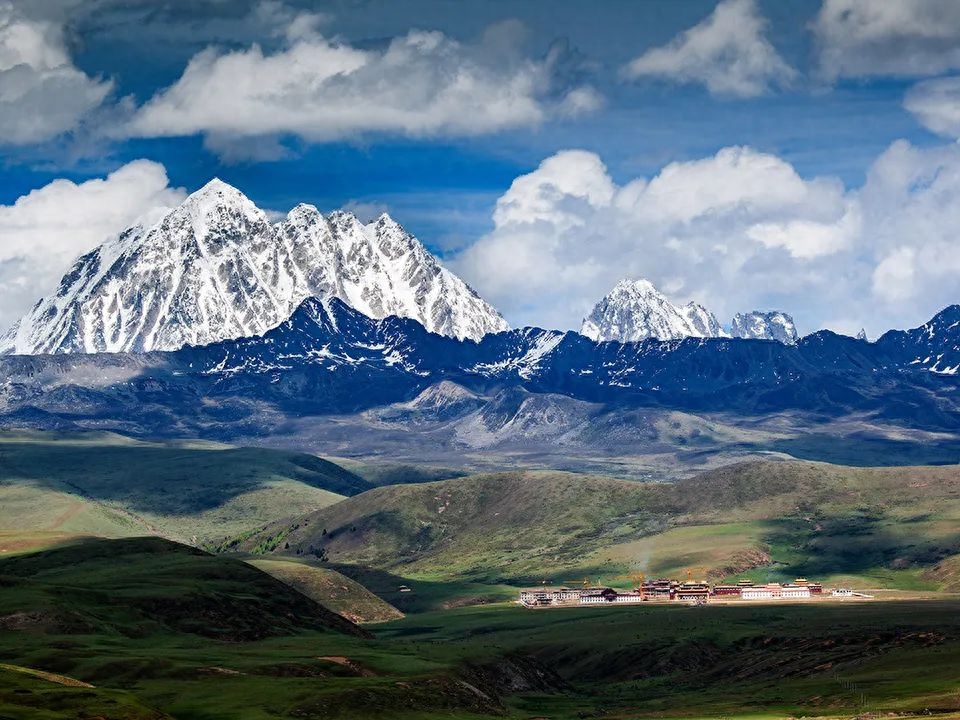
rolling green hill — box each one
[4,536,960,719]
[0,537,364,640]
[241,470,662,578]
[0,536,368,640]
[0,430,371,548]
[237,460,960,596]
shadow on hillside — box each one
[759,512,960,579]
[0,436,369,515]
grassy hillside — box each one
[247,557,404,624]
[0,536,367,640]
[4,536,960,719]
[0,664,174,720]
[237,460,960,596]
[0,430,370,546]
[240,471,662,579]
[642,460,960,590]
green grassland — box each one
[2,537,960,720]
[239,470,661,578]
[236,460,960,602]
[5,433,960,718]
[0,430,370,547]
[0,664,175,720]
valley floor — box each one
[3,431,960,718]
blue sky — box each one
[3,0,960,336]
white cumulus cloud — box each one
[621,0,795,98]
[858,140,960,313]
[904,76,960,138]
[123,15,599,154]
[454,140,960,337]
[0,1,112,144]
[0,160,186,331]
[814,0,960,80]
[454,146,856,333]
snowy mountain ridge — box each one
[581,278,799,345]
[1,179,508,354]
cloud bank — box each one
[904,76,960,138]
[814,0,960,80]
[454,140,960,338]
[0,160,185,330]
[124,15,600,154]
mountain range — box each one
[0,294,958,474]
[0,178,957,473]
[580,279,725,342]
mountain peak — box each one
[613,278,658,295]
[179,177,261,223]
[927,304,960,331]
[189,177,246,201]
[284,203,321,224]
[3,181,508,354]
[730,311,798,344]
[581,278,724,342]
[199,176,231,190]
[327,209,363,232]
[368,212,406,239]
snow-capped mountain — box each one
[580,279,725,342]
[1,179,507,354]
[730,311,798,344]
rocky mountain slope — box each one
[1,179,507,354]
